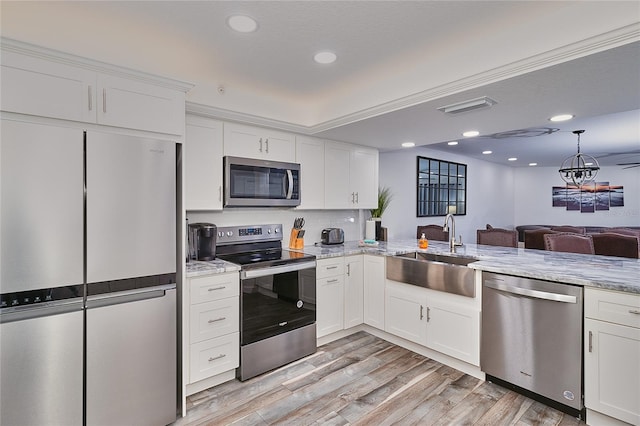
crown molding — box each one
[1,37,194,92]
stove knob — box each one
[274,228,280,234]
[227,231,233,237]
[218,231,224,238]
[267,229,272,234]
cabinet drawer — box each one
[190,297,239,343]
[585,288,640,328]
[316,258,344,279]
[189,333,239,384]
[190,273,239,304]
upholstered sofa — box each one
[515,225,640,242]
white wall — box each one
[514,165,640,227]
[187,209,363,246]
[379,147,515,242]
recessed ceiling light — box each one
[463,130,479,137]
[447,141,458,146]
[550,114,574,122]
[585,162,594,166]
[401,141,415,148]
[508,157,517,161]
[529,162,538,166]
[482,150,492,155]
[314,51,337,64]
[227,15,258,33]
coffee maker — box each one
[188,223,217,261]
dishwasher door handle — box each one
[484,280,577,304]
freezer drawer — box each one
[86,287,176,426]
[1,306,83,426]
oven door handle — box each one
[485,280,577,304]
[241,261,316,280]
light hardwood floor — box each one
[175,331,585,425]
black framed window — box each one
[417,156,467,217]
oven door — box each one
[224,156,300,207]
[240,261,316,345]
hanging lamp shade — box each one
[558,130,600,186]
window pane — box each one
[417,156,467,217]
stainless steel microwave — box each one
[223,156,301,207]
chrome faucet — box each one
[443,213,463,251]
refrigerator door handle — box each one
[86,284,175,309]
[0,298,84,324]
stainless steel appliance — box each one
[188,222,217,260]
[1,119,177,426]
[215,224,316,381]
[481,271,584,418]
[223,156,300,207]
[321,228,344,245]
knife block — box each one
[288,228,304,250]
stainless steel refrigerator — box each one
[1,119,177,425]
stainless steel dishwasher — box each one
[481,271,584,419]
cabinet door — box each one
[185,116,224,210]
[317,274,344,338]
[350,147,378,208]
[363,255,385,329]
[585,318,640,425]
[263,129,296,162]
[344,255,364,329]
[324,142,351,209]
[385,281,427,344]
[425,293,480,366]
[1,50,95,122]
[97,74,185,135]
[296,136,325,209]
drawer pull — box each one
[588,331,593,353]
[326,266,338,270]
[208,317,226,324]
[208,286,226,291]
[208,354,226,362]
[629,310,640,315]
[327,279,339,283]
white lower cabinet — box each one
[344,255,364,329]
[183,272,239,402]
[363,255,385,329]
[385,278,480,366]
[584,288,640,425]
[316,258,345,338]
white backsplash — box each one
[186,209,367,245]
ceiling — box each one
[1,1,639,167]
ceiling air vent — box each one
[437,96,497,115]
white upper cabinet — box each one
[1,41,190,135]
[324,141,378,209]
[223,122,295,163]
[295,135,325,209]
[184,115,224,210]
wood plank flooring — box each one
[174,332,585,426]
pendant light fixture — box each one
[558,130,600,186]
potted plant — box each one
[368,186,393,240]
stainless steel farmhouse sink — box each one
[386,251,478,297]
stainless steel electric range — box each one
[215,224,317,381]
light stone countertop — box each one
[295,239,640,294]
[185,259,240,278]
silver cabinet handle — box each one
[426,306,431,322]
[208,354,226,362]
[420,305,424,320]
[265,138,269,153]
[346,264,351,276]
[208,317,226,324]
[327,279,339,284]
[588,330,593,353]
[326,266,338,270]
[219,186,222,202]
[208,286,226,292]
[629,310,640,315]
[355,192,359,203]
[102,88,106,113]
[259,138,263,152]
[88,86,93,111]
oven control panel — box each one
[216,224,282,245]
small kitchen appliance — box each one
[188,222,217,261]
[321,228,344,245]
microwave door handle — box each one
[285,169,294,199]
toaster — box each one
[321,228,344,245]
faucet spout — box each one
[443,213,462,251]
